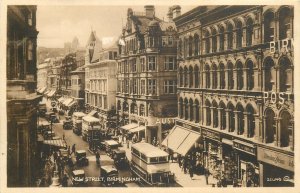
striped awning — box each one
[43,139,67,148]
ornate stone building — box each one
[116,5,179,144]
[163,5,294,187]
[7,5,41,187]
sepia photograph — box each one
[1,0,299,191]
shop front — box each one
[221,138,237,185]
[257,146,294,187]
[233,139,259,187]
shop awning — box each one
[121,123,138,131]
[63,98,73,106]
[43,139,67,148]
[88,110,98,117]
[129,126,145,133]
[176,132,200,156]
[161,126,190,151]
[39,87,47,94]
[47,90,56,97]
[44,90,50,95]
[67,100,77,107]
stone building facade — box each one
[165,5,294,187]
[116,5,180,144]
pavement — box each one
[118,141,218,187]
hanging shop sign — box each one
[176,121,201,133]
[233,139,256,156]
[257,147,294,172]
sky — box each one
[36,5,197,48]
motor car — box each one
[50,107,58,113]
[71,169,86,187]
[112,149,128,169]
[63,120,73,130]
[104,140,119,157]
[45,111,55,121]
[38,121,50,134]
[100,165,124,187]
[72,150,89,166]
[38,103,47,117]
[43,131,55,140]
[51,114,60,123]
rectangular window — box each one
[141,58,145,72]
[162,37,167,47]
[147,79,156,95]
[148,56,156,71]
[131,59,137,72]
[164,80,177,94]
[133,79,138,94]
[103,81,106,92]
[125,79,129,93]
[141,80,145,94]
[164,56,177,71]
[168,36,173,46]
[78,79,81,85]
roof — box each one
[132,142,169,157]
[72,170,85,176]
[83,115,99,122]
[159,21,177,31]
[76,150,86,154]
[101,165,118,173]
[104,140,119,146]
[73,112,86,117]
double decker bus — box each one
[82,115,100,142]
[130,142,173,186]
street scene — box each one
[6,3,295,188]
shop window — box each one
[280,111,292,147]
[219,26,225,51]
[194,66,200,88]
[264,58,275,91]
[228,103,235,132]
[189,99,194,121]
[227,24,233,49]
[212,28,217,52]
[236,61,244,90]
[265,109,275,143]
[179,67,184,87]
[189,66,193,88]
[184,67,189,87]
[219,63,225,89]
[264,12,275,42]
[237,104,244,135]
[194,34,199,56]
[228,62,234,90]
[205,65,210,89]
[246,60,254,90]
[205,100,211,126]
[212,101,218,128]
[279,57,292,92]
[247,105,255,138]
[195,100,200,123]
[188,36,193,57]
[246,18,254,46]
[184,98,189,120]
[236,21,243,48]
[279,7,292,40]
[212,64,218,89]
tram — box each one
[130,142,173,187]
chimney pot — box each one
[144,5,155,18]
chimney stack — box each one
[145,5,155,18]
[167,7,173,22]
[172,5,181,18]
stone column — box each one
[210,107,214,127]
[217,108,222,129]
[233,69,237,90]
[262,117,267,143]
[243,68,247,90]
[193,104,197,122]
[254,115,260,141]
[275,118,280,147]
[225,69,229,90]
[242,28,247,47]
[225,109,230,131]
[234,111,239,135]
[243,112,249,137]
[203,105,207,126]
[224,33,228,50]
[216,70,220,89]
[183,103,186,120]
[178,102,182,118]
[289,120,294,151]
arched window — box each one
[246,60,254,90]
[264,11,275,42]
[140,104,145,116]
[194,66,199,88]
[205,100,211,126]
[195,99,200,123]
[205,31,210,53]
[279,7,292,40]
[212,64,218,89]
[123,102,129,112]
[246,105,255,138]
[179,98,183,118]
[219,102,226,130]
[228,62,234,90]
[265,109,276,143]
[130,103,137,114]
[184,98,189,120]
[246,18,254,46]
[228,103,235,132]
[184,67,188,87]
[279,57,293,92]
[179,67,184,87]
[205,65,210,88]
[219,26,225,51]
[189,66,193,88]
[236,61,244,90]
[189,99,194,121]
[264,58,275,91]
[184,38,188,58]
[280,111,292,147]
[237,104,244,135]
[188,36,193,57]
[236,20,243,48]
[194,34,199,56]
[227,23,233,49]
[212,101,218,128]
[212,28,217,52]
[219,63,225,89]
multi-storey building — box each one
[6,5,41,186]
[85,32,118,129]
[116,5,179,144]
[163,5,294,187]
[70,66,85,111]
[46,57,63,98]
[37,58,51,93]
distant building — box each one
[37,58,51,93]
[6,5,41,187]
[70,66,85,111]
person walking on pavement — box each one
[95,151,100,166]
[53,151,58,163]
[189,166,194,180]
[67,146,70,157]
[61,174,68,187]
[71,144,76,155]
[205,168,210,185]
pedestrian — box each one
[189,166,194,180]
[183,156,188,174]
[53,151,58,163]
[205,168,209,185]
[178,154,182,167]
[71,144,76,155]
[67,146,70,157]
[62,132,65,140]
[95,151,100,165]
[62,174,68,187]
